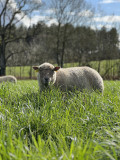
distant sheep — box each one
[33,62,104,93]
[0,75,17,83]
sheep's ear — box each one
[33,66,39,72]
[53,66,60,71]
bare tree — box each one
[0,0,42,75]
[49,0,94,67]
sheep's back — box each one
[55,67,103,92]
[55,67,88,90]
[83,67,104,92]
[0,76,17,83]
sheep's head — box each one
[33,63,60,87]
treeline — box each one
[0,0,120,79]
[5,22,120,79]
[7,22,119,65]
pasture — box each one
[0,80,120,159]
[6,59,120,80]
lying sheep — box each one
[33,62,104,93]
[0,75,17,83]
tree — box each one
[0,0,42,75]
[49,0,93,67]
[108,28,119,59]
[73,26,97,65]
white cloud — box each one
[20,15,47,27]
[99,0,120,4]
[21,13,120,28]
[91,24,113,30]
[91,15,120,31]
[46,19,58,26]
[45,9,55,15]
[63,10,94,17]
[33,0,41,4]
[7,0,43,27]
[20,9,94,27]
[93,15,120,23]
[9,0,17,9]
[5,0,120,29]
[78,10,94,17]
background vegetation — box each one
[0,80,120,159]
[0,0,120,79]
[0,1,120,159]
[6,59,120,80]
[6,24,120,80]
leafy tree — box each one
[0,0,42,75]
[48,0,93,67]
[69,26,97,65]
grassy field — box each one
[6,59,120,79]
[0,80,120,159]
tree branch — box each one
[6,36,26,44]
[0,0,9,18]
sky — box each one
[8,0,120,33]
[86,0,120,30]
[23,0,120,31]
[88,0,120,16]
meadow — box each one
[6,59,120,79]
[0,80,120,159]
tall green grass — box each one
[0,80,120,159]
[6,59,120,79]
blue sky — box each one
[45,0,120,30]
[15,0,120,33]
[87,0,120,16]
[84,0,120,31]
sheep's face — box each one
[39,68,56,86]
[33,63,60,87]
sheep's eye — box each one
[39,68,42,71]
[45,69,54,72]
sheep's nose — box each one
[44,78,49,82]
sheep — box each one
[33,62,104,93]
[0,75,17,83]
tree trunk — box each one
[56,23,61,66]
[29,65,33,79]
[117,59,120,79]
[56,51,60,66]
[98,60,101,73]
[56,39,60,66]
[20,66,22,79]
[61,41,65,68]
[0,41,6,76]
[60,24,67,68]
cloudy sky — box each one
[86,0,120,30]
[18,0,120,31]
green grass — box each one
[0,80,120,159]
[6,66,36,79]
[64,59,120,78]
[6,59,120,79]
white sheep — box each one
[0,75,17,83]
[33,62,104,93]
